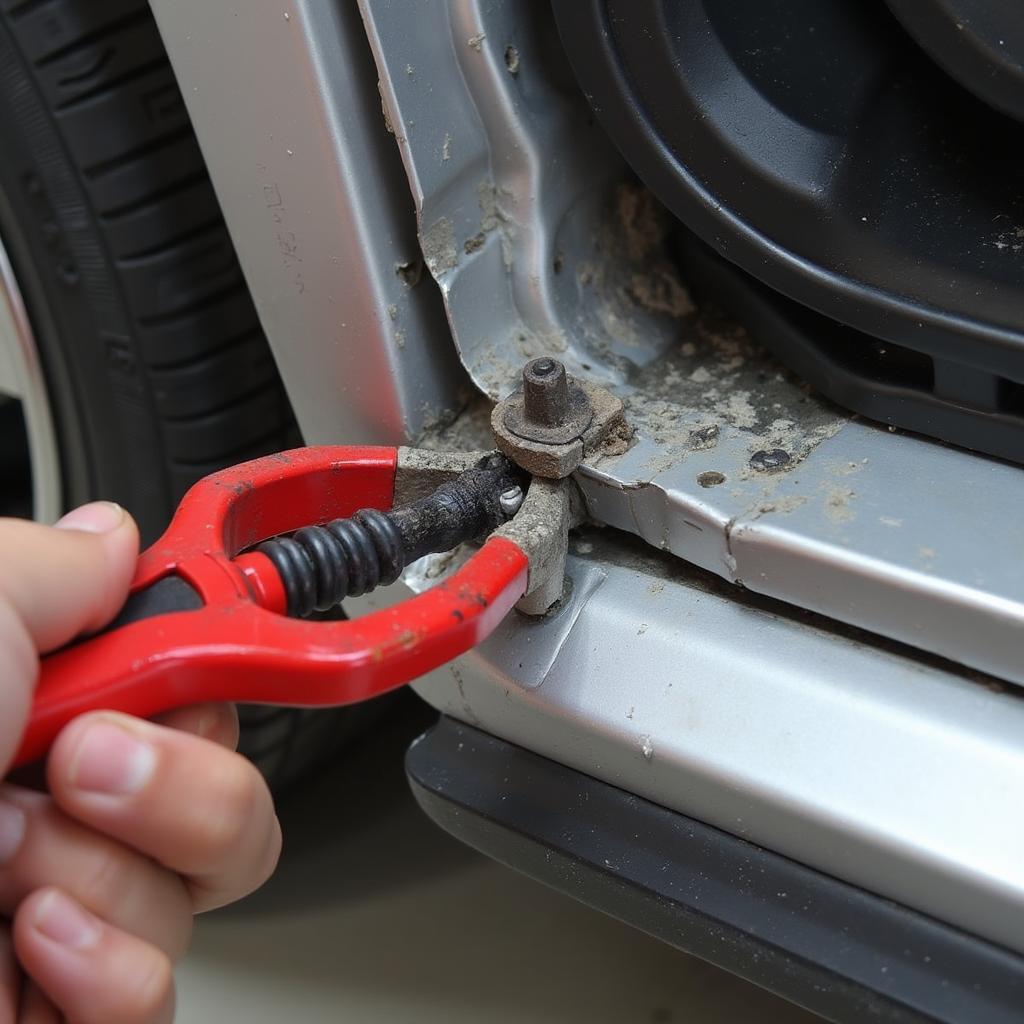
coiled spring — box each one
[257,509,405,618]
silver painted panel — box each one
[578,418,1024,686]
[150,0,466,445]
[394,537,1024,955]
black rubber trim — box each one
[407,717,1024,1024]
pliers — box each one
[15,445,542,768]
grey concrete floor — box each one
[177,701,819,1023]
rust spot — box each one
[396,629,419,650]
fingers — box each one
[14,888,174,1024]
[151,703,240,751]
[0,600,35,774]
[0,502,137,773]
[0,503,139,655]
[48,713,280,912]
[0,787,192,960]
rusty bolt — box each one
[502,357,593,446]
[523,358,571,427]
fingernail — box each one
[0,798,26,864]
[55,501,125,534]
[33,890,101,950]
[68,720,156,796]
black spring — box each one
[257,509,405,618]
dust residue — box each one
[595,417,632,458]
[620,310,847,475]
[422,217,458,277]
[416,394,495,452]
[467,32,485,51]
[477,181,517,269]
[421,178,847,491]
[824,485,856,523]
[615,182,695,319]
[753,495,808,517]
[574,182,695,365]
[724,391,757,429]
[991,225,1024,253]
[511,325,568,360]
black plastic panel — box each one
[408,717,1024,1024]
[553,0,1024,464]
[675,231,1024,462]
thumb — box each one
[0,502,140,654]
[0,502,139,772]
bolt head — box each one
[749,448,791,472]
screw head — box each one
[749,448,791,472]
[499,485,525,518]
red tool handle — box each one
[15,446,529,768]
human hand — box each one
[0,502,281,1023]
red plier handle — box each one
[15,446,529,768]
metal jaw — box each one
[399,445,580,618]
[494,476,581,616]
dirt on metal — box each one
[617,308,848,478]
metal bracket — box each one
[493,476,579,615]
[397,445,572,615]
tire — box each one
[0,0,369,787]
